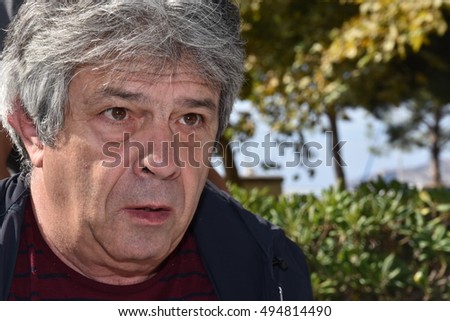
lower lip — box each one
[124,209,171,225]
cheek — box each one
[189,139,213,168]
[59,125,123,173]
[181,164,209,210]
[43,136,121,204]
[201,141,216,164]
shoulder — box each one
[196,181,301,255]
[0,173,29,300]
[196,182,277,237]
[0,173,29,225]
[193,182,313,300]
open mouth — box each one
[124,205,172,225]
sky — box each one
[215,101,450,195]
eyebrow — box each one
[100,86,147,103]
[176,97,218,112]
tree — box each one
[240,0,358,190]
[386,100,450,187]
[217,111,255,186]
[381,28,450,187]
[325,1,450,187]
[239,0,450,189]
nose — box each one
[134,126,181,180]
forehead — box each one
[68,62,221,110]
[73,60,218,90]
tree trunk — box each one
[326,108,347,190]
[430,140,441,188]
[219,136,241,186]
[429,107,443,188]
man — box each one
[0,0,312,300]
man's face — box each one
[32,64,219,278]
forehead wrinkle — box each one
[74,64,220,112]
[175,97,218,112]
[100,85,150,104]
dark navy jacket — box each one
[0,174,313,300]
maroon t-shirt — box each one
[8,202,217,300]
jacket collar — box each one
[192,183,281,300]
[0,174,30,300]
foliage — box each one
[240,0,450,127]
[229,179,450,300]
[240,0,358,131]
[239,0,450,188]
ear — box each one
[8,100,44,168]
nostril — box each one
[142,167,152,174]
[138,153,181,180]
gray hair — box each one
[0,0,244,170]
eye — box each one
[104,108,129,121]
[180,113,203,127]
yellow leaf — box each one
[419,190,432,204]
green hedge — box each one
[229,179,450,300]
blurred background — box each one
[212,0,450,196]
[218,1,450,299]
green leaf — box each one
[381,253,395,277]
